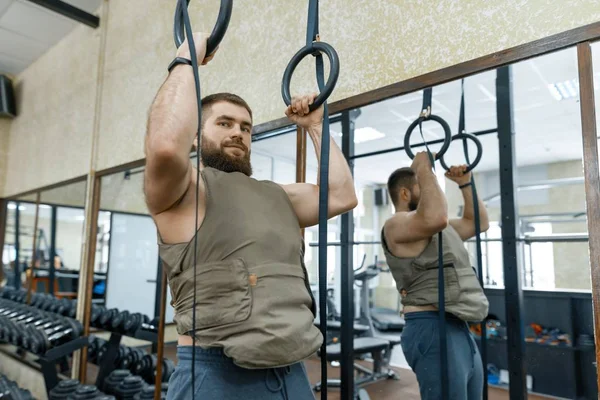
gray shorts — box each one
[166,345,316,400]
[401,311,484,400]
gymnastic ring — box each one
[403,114,452,160]
[439,133,483,173]
[174,0,233,56]
[281,41,340,111]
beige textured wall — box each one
[4,0,600,200]
[2,22,100,197]
[97,0,600,171]
[99,169,149,214]
[4,0,600,195]
[0,119,10,195]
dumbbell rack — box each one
[95,328,158,390]
[37,335,89,394]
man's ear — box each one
[399,187,409,202]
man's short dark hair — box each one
[387,167,416,205]
[201,92,253,126]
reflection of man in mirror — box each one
[143,32,357,399]
[381,151,490,400]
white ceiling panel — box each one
[0,0,12,16]
[0,51,28,75]
[0,0,76,46]
[0,26,47,63]
[0,0,101,75]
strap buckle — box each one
[310,35,322,57]
[419,106,431,119]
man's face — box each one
[197,102,253,176]
[408,183,421,211]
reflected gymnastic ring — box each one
[281,41,340,111]
[439,133,483,173]
[174,0,233,56]
[404,114,452,160]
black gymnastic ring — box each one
[281,41,340,111]
[403,115,452,160]
[439,133,483,173]
[174,0,233,56]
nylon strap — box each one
[459,79,488,400]
[179,1,203,397]
[307,1,330,398]
[417,89,448,399]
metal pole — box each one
[49,206,57,295]
[154,261,167,399]
[14,202,20,289]
[296,125,307,237]
[25,192,41,304]
[496,65,527,400]
[0,199,6,286]
[576,42,600,393]
[340,109,356,399]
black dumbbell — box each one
[48,379,80,399]
[70,385,101,400]
[113,376,146,399]
[123,313,144,335]
[133,385,166,400]
[133,354,157,383]
[161,358,175,383]
[97,343,129,369]
[111,310,130,334]
[126,348,146,372]
[99,308,119,330]
[30,317,83,354]
[103,369,132,395]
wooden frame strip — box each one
[577,41,600,391]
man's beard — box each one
[200,139,253,177]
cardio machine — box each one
[313,255,400,395]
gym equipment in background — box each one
[313,255,400,395]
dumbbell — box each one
[69,385,102,400]
[29,317,83,354]
[113,376,146,399]
[133,354,158,383]
[111,310,131,334]
[122,313,150,335]
[88,336,106,364]
[125,347,146,371]
[133,386,166,400]
[48,379,80,399]
[0,374,34,400]
[102,369,132,395]
[98,308,119,330]
[133,355,174,384]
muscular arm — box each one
[384,167,448,245]
[144,65,197,215]
[449,184,490,240]
[281,124,358,228]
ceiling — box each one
[253,45,600,188]
[0,0,101,75]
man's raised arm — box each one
[144,32,213,215]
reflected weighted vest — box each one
[381,224,489,322]
[158,167,322,369]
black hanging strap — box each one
[306,0,319,45]
[459,79,488,400]
[416,89,449,400]
[306,1,330,399]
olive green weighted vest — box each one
[158,167,322,369]
[381,224,489,322]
